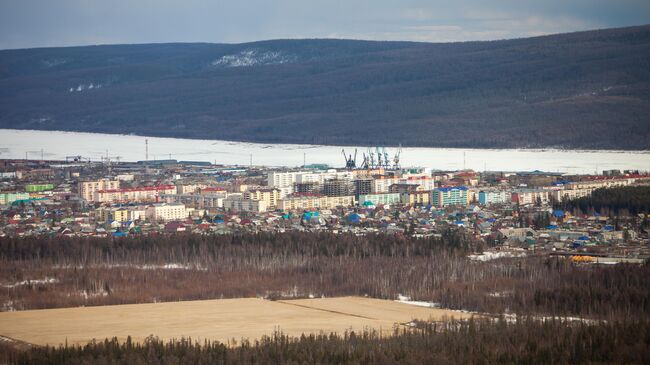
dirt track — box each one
[0,296,473,346]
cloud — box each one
[0,0,648,49]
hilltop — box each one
[1,25,649,149]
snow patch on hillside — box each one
[69,83,103,93]
[41,58,68,68]
[211,49,296,67]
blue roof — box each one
[547,225,558,229]
[553,210,565,218]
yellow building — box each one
[94,185,176,203]
[400,190,431,206]
[79,179,120,201]
[244,188,281,209]
[278,194,355,211]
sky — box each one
[1,0,649,49]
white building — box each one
[145,203,187,222]
[223,196,268,213]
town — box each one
[1,149,648,264]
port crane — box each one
[392,144,402,170]
[342,149,357,170]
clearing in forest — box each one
[0,296,473,346]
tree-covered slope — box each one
[1,25,649,149]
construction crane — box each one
[65,155,90,163]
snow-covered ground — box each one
[212,49,296,67]
[468,251,527,261]
[1,129,649,173]
[1,278,59,288]
[52,263,208,271]
[396,295,441,308]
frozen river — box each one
[1,129,649,174]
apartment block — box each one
[244,188,281,209]
[223,196,268,213]
[94,185,176,203]
[278,194,355,211]
[431,186,469,207]
[145,203,187,222]
[511,189,551,205]
[0,192,30,205]
[478,190,511,205]
[358,193,401,206]
[78,178,120,201]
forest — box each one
[559,186,650,216]
[1,25,650,149]
[1,231,648,320]
[2,319,649,364]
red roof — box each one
[97,185,175,194]
[202,187,226,191]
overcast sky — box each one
[1,0,649,49]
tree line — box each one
[1,232,648,320]
[558,186,650,217]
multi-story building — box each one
[145,203,187,222]
[371,176,401,194]
[25,183,54,192]
[278,194,322,211]
[478,190,511,205]
[511,189,552,205]
[94,185,176,203]
[96,206,146,223]
[161,193,226,208]
[0,192,30,205]
[551,188,594,202]
[358,193,401,206]
[78,178,120,201]
[294,181,321,194]
[431,186,469,207]
[176,183,209,194]
[353,179,373,198]
[267,171,306,197]
[400,176,435,190]
[400,190,431,206]
[323,179,354,197]
[223,196,268,213]
[244,188,281,209]
[278,194,355,211]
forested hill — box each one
[1,25,649,149]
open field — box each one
[0,297,473,346]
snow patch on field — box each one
[395,294,441,308]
